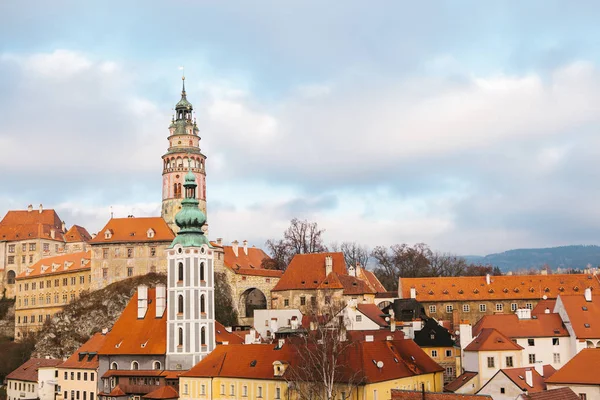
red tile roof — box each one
[16,251,91,280]
[6,358,63,382]
[64,225,92,243]
[1,209,62,226]
[109,385,127,396]
[99,288,166,355]
[531,299,556,316]
[400,274,600,301]
[557,294,600,339]
[218,245,282,277]
[90,217,174,244]
[444,371,478,392]
[346,330,405,342]
[337,274,377,295]
[60,332,108,370]
[464,328,523,352]
[545,348,600,385]
[0,209,65,242]
[472,313,569,338]
[520,387,580,400]
[215,321,244,345]
[359,268,388,293]
[357,304,389,327]
[392,390,492,399]
[498,366,549,393]
[143,386,179,399]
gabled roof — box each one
[99,288,166,355]
[392,390,491,400]
[64,225,92,243]
[519,387,579,400]
[338,274,377,295]
[273,252,347,291]
[356,304,389,327]
[215,321,244,345]
[90,217,174,244]
[464,328,523,352]
[400,274,600,301]
[545,348,600,385]
[16,250,91,280]
[0,208,62,226]
[531,299,556,316]
[0,209,65,242]
[444,371,478,392]
[472,313,569,338]
[143,385,179,399]
[358,268,388,293]
[217,244,281,278]
[60,332,108,369]
[6,358,62,382]
[481,366,555,394]
[413,318,456,348]
[108,385,127,396]
[557,293,600,339]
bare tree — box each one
[429,252,468,277]
[329,241,369,268]
[263,218,328,270]
[285,297,361,400]
[371,243,432,291]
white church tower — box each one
[166,166,215,370]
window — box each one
[150,247,156,257]
[55,279,59,287]
[529,354,536,363]
[29,243,36,251]
[463,304,470,312]
[8,244,15,253]
[230,384,235,396]
[258,386,263,398]
[38,315,42,322]
[446,305,453,313]
[71,372,74,380]
[496,303,503,312]
[487,357,495,368]
[178,327,184,346]
[63,278,68,286]
[300,296,306,306]
[553,337,560,345]
[84,372,87,381]
[506,356,513,367]
[102,248,108,259]
[7,256,14,264]
[127,267,133,277]
[110,362,118,370]
[91,373,94,381]
[102,268,108,279]
[372,389,377,400]
[201,326,206,346]
[284,299,289,307]
[446,349,452,357]
[77,372,81,380]
[29,255,33,263]
[220,384,225,395]
[580,394,587,400]
[275,387,281,399]
[40,281,44,289]
[43,243,49,252]
[431,350,438,357]
[528,338,535,346]
[178,295,184,314]
[24,283,29,291]
[153,361,161,370]
[80,276,85,284]
[479,304,487,312]
[553,353,560,363]
[22,243,26,252]
[446,366,454,376]
[22,255,26,263]
[71,277,76,285]
[526,303,533,310]
[200,385,205,395]
[429,305,436,313]
[200,262,205,281]
[131,361,139,370]
[242,385,248,397]
[200,295,206,313]
[356,315,362,322]
[183,384,188,395]
[65,372,68,380]
[127,248,133,258]
[325,296,332,304]
[178,262,184,282]
[500,388,505,394]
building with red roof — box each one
[391,390,492,399]
[545,348,600,399]
[6,357,62,400]
[0,205,91,298]
[554,289,600,356]
[476,365,556,399]
[271,252,387,313]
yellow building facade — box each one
[14,251,91,339]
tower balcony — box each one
[163,166,204,174]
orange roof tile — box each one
[545,348,600,385]
[498,366,550,393]
[0,209,65,242]
[531,299,556,316]
[357,304,389,327]
[472,313,569,338]
[64,225,92,243]
[400,274,600,302]
[218,245,281,277]
[90,217,174,244]
[444,371,478,392]
[1,209,62,227]
[359,268,388,293]
[464,328,523,352]
[392,390,492,400]
[109,385,127,396]
[143,386,179,399]
[338,274,377,295]
[215,321,244,345]
[520,387,580,400]
[60,332,108,370]
[99,288,166,355]
[6,358,62,382]
[557,294,600,339]
[16,251,91,280]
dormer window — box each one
[104,230,112,239]
[147,229,155,239]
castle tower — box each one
[166,167,215,370]
[161,76,207,233]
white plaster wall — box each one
[7,379,38,400]
[253,309,303,338]
[547,383,600,400]
[38,367,57,400]
[477,350,523,385]
[463,351,479,373]
[514,337,571,369]
[338,305,381,331]
[477,372,523,400]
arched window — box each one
[6,270,15,285]
[153,361,162,370]
[131,361,139,370]
[178,295,184,315]
[178,327,184,347]
[178,262,184,282]
[200,294,206,314]
[173,183,178,198]
[200,262,205,281]
[110,362,118,370]
[201,326,206,346]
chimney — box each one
[365,335,374,342]
[544,308,550,314]
[348,265,356,277]
[91,233,97,239]
[410,287,417,299]
[156,284,166,318]
[232,240,239,257]
[216,238,223,245]
[270,317,279,333]
[39,204,43,213]
[534,363,544,377]
[137,285,148,319]
[540,269,548,276]
[291,316,299,330]
[390,309,396,332]
[459,322,473,352]
[325,255,333,276]
[485,274,491,285]
[101,328,109,335]
[50,229,56,240]
[62,221,66,233]
[585,287,592,302]
[243,240,248,255]
[525,369,533,388]
[27,204,33,212]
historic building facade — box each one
[161,77,207,233]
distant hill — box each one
[464,245,600,272]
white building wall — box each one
[38,367,57,400]
[463,351,479,373]
[477,372,523,400]
[514,337,570,369]
[547,383,600,400]
[7,379,38,400]
[253,309,303,339]
[477,350,523,386]
[338,304,381,331]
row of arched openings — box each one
[177,294,206,314]
[110,361,161,370]
[177,262,205,282]
[177,326,206,347]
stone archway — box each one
[240,288,267,318]
[6,270,16,285]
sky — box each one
[1,1,600,256]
